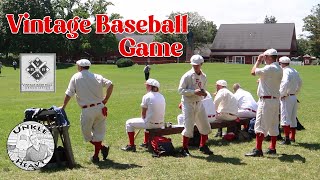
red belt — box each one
[244,108,256,113]
[149,122,163,125]
[218,112,237,116]
[260,96,278,99]
[208,115,216,118]
[82,103,101,109]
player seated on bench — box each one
[213,80,238,137]
[233,83,258,130]
[177,90,216,125]
[121,79,166,152]
[233,83,257,118]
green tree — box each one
[303,4,320,57]
[155,12,217,52]
[264,15,277,23]
[297,37,311,56]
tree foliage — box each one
[264,15,277,24]
[155,12,217,51]
[0,0,118,61]
[303,4,320,57]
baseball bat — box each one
[134,129,142,140]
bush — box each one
[116,58,134,68]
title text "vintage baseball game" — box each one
[6,13,189,57]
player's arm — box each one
[62,76,76,109]
[178,75,195,96]
[103,84,113,105]
[280,70,289,98]
[102,78,113,104]
[251,54,264,76]
[296,72,302,94]
[141,107,147,119]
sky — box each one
[107,0,318,38]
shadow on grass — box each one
[192,154,246,165]
[278,154,306,163]
[40,163,83,173]
[295,142,320,151]
[97,159,143,170]
[206,138,252,147]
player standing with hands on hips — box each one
[61,59,113,163]
[245,49,282,157]
[178,54,213,156]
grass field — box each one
[0,63,319,180]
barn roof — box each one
[211,23,297,51]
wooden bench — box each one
[146,118,251,149]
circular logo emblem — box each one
[7,121,54,171]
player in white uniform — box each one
[177,91,216,125]
[62,59,113,163]
[122,78,165,152]
[213,80,238,137]
[245,49,283,157]
[233,83,258,118]
[178,54,213,156]
[279,56,302,145]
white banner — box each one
[20,53,56,92]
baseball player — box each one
[245,49,283,157]
[178,54,213,156]
[213,80,238,137]
[279,56,302,145]
[143,63,151,80]
[122,78,165,152]
[61,59,113,163]
[177,91,216,125]
[13,60,17,70]
[233,83,258,118]
[0,61,2,74]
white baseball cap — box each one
[190,55,204,65]
[76,59,91,67]
[216,80,227,87]
[264,49,278,56]
[145,78,160,88]
[279,56,291,63]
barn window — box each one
[233,56,245,64]
[252,56,258,64]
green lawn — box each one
[0,63,319,180]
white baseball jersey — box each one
[280,66,302,127]
[141,91,166,124]
[254,62,282,136]
[234,88,258,111]
[65,70,112,107]
[214,88,238,115]
[255,62,283,98]
[178,68,207,103]
[279,66,302,97]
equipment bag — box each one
[151,136,175,157]
[248,118,256,138]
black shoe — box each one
[91,156,99,163]
[290,139,295,143]
[101,145,109,160]
[180,148,191,157]
[121,145,136,152]
[245,148,263,157]
[214,131,222,137]
[199,145,213,155]
[280,139,291,145]
[140,143,148,148]
[265,148,277,155]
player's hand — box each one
[194,89,203,96]
[257,54,264,62]
[102,99,107,105]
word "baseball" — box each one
[6,13,188,57]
